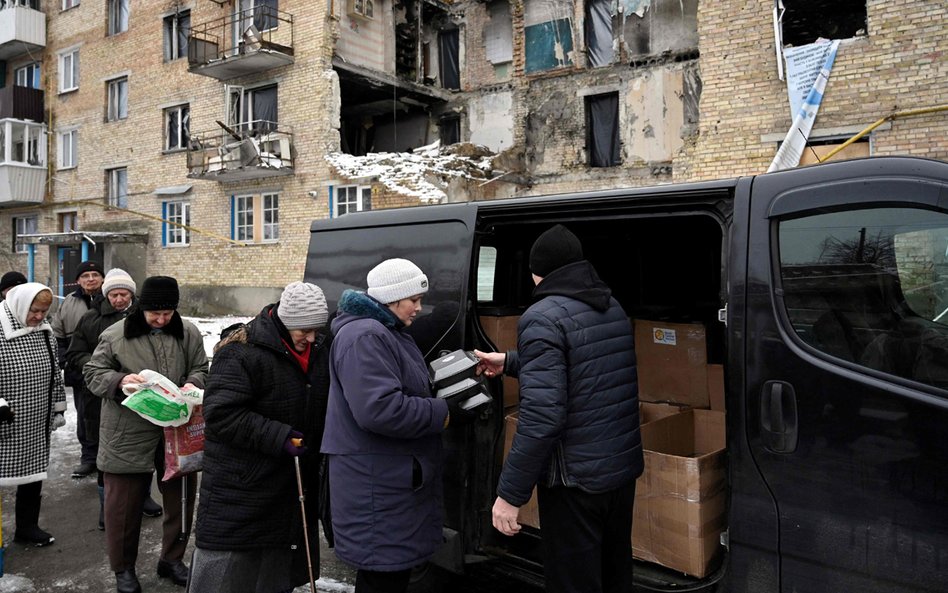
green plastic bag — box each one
[122,388,191,426]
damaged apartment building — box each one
[0,0,944,312]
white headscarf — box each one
[1,282,54,339]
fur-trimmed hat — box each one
[277,281,329,330]
[366,258,428,304]
[529,224,583,277]
[75,260,104,280]
[102,268,137,296]
[0,271,27,294]
[138,276,179,311]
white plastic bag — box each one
[121,369,204,427]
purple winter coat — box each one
[321,290,450,572]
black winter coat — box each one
[497,260,643,506]
[65,294,132,391]
[195,305,331,551]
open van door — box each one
[741,157,948,592]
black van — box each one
[305,156,948,592]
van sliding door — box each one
[744,157,948,593]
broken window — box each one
[585,0,613,67]
[798,137,870,167]
[586,92,620,167]
[781,0,866,47]
[623,0,698,60]
[237,0,278,35]
[232,193,280,242]
[336,185,371,216]
[439,28,460,90]
[164,104,190,151]
[163,10,190,62]
[351,0,374,19]
[107,76,128,122]
[229,84,278,133]
[108,0,129,36]
[107,167,128,208]
[484,1,513,65]
[524,0,574,74]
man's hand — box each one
[120,374,147,386]
[492,496,522,536]
[474,350,506,378]
[51,412,66,431]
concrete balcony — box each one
[188,7,294,81]
[187,121,294,182]
[0,2,45,61]
[0,118,46,207]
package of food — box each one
[120,369,203,427]
[162,405,205,481]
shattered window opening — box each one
[107,167,128,209]
[585,0,614,68]
[586,92,620,167]
[163,10,191,62]
[781,0,867,47]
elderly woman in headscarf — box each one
[0,282,67,548]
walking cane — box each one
[292,438,318,593]
[0,495,5,576]
[178,474,188,543]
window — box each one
[13,216,37,254]
[163,10,190,61]
[108,0,129,36]
[228,84,278,133]
[59,49,79,92]
[62,0,79,10]
[585,0,614,67]
[107,77,128,121]
[440,116,460,146]
[484,1,513,65]
[58,211,78,233]
[781,0,866,47]
[15,63,41,89]
[234,195,254,241]
[263,193,279,240]
[107,167,127,208]
[164,105,190,151]
[779,207,948,390]
[798,137,870,167]
[6,121,44,166]
[58,129,78,169]
[232,193,280,243]
[335,185,371,217]
[477,246,498,301]
[163,201,191,247]
[350,0,373,18]
[523,0,574,73]
[585,92,620,167]
[238,0,278,33]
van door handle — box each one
[760,380,798,454]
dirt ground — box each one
[0,389,355,593]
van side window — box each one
[477,246,497,302]
[778,207,948,391]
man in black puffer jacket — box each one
[476,224,642,593]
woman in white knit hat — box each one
[321,258,476,593]
[189,281,333,593]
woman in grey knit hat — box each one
[189,281,333,593]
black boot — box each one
[14,484,55,547]
[98,485,105,531]
[115,568,142,593]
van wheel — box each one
[406,562,447,593]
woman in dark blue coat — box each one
[321,258,453,593]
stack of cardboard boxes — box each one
[632,320,727,578]
[482,315,727,577]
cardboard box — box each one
[634,320,709,409]
[640,401,688,425]
[632,409,726,578]
[707,364,726,412]
[502,410,540,528]
[480,315,521,408]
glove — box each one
[445,396,479,427]
[51,412,66,431]
[282,430,307,457]
[0,398,13,424]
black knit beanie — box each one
[75,260,104,280]
[1,271,27,293]
[529,224,583,277]
[138,276,180,310]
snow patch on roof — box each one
[325,141,495,204]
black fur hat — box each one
[138,276,179,310]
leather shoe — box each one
[71,462,96,478]
[157,559,189,587]
[142,495,163,517]
[115,569,141,593]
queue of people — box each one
[0,227,641,593]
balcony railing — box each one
[188,7,294,80]
[0,86,43,123]
[187,121,294,182]
[0,117,46,206]
[0,1,45,61]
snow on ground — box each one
[183,316,254,359]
